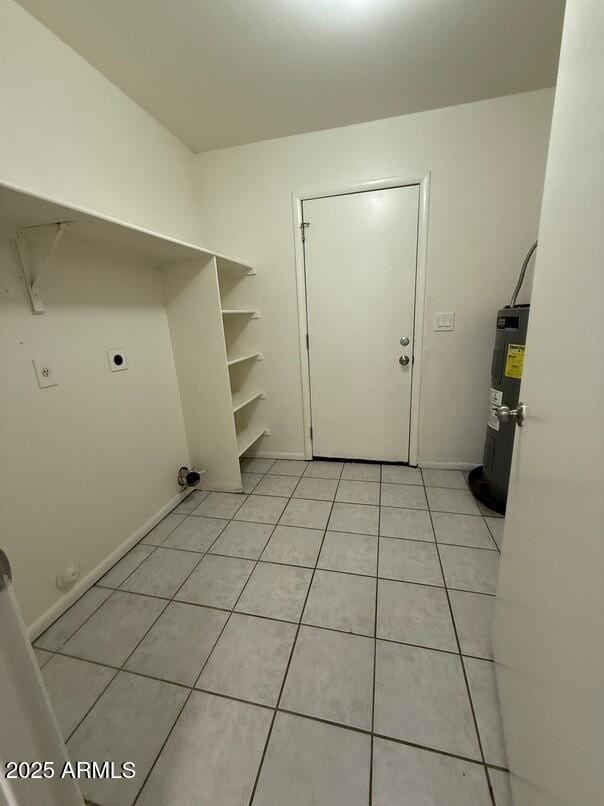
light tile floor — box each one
[34,460,512,806]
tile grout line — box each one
[481,512,502,553]
[274,706,503,768]
[245,460,345,805]
[98,560,497,597]
[36,588,120,654]
[131,505,281,805]
[162,500,501,541]
[51,645,509,774]
[52,604,496,663]
[50,639,509,773]
[422,467,498,806]
[460,469,502,554]
[61,665,120,746]
[368,461,382,805]
[190,484,498,516]
[462,467,507,803]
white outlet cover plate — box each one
[107,349,128,371]
[32,358,58,388]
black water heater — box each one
[469,242,536,515]
[469,305,529,513]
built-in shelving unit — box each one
[1,182,268,493]
[217,248,269,478]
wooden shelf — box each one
[221,308,259,318]
[0,182,244,270]
[227,352,262,368]
[216,256,255,275]
[232,390,265,415]
[237,425,269,457]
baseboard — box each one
[28,489,189,640]
[249,452,478,469]
[247,450,307,460]
[419,460,479,471]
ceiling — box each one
[17,0,565,153]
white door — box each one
[303,185,419,461]
[494,2,603,805]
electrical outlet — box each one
[32,358,58,388]
[107,349,128,372]
[434,312,455,332]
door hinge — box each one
[305,333,309,350]
[300,221,310,242]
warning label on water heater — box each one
[488,387,502,431]
[504,344,525,379]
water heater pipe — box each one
[510,240,538,306]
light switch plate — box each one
[434,312,455,332]
[32,358,58,388]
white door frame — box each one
[291,174,430,465]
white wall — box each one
[0,0,197,243]
[0,234,189,629]
[0,0,197,630]
[494,2,604,804]
[193,89,554,465]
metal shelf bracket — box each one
[14,221,72,314]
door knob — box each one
[495,402,527,426]
[399,355,410,366]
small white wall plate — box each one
[32,357,58,388]
[107,349,128,372]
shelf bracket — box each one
[14,221,72,314]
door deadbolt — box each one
[399,355,410,366]
[400,336,410,346]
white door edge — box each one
[291,173,431,465]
